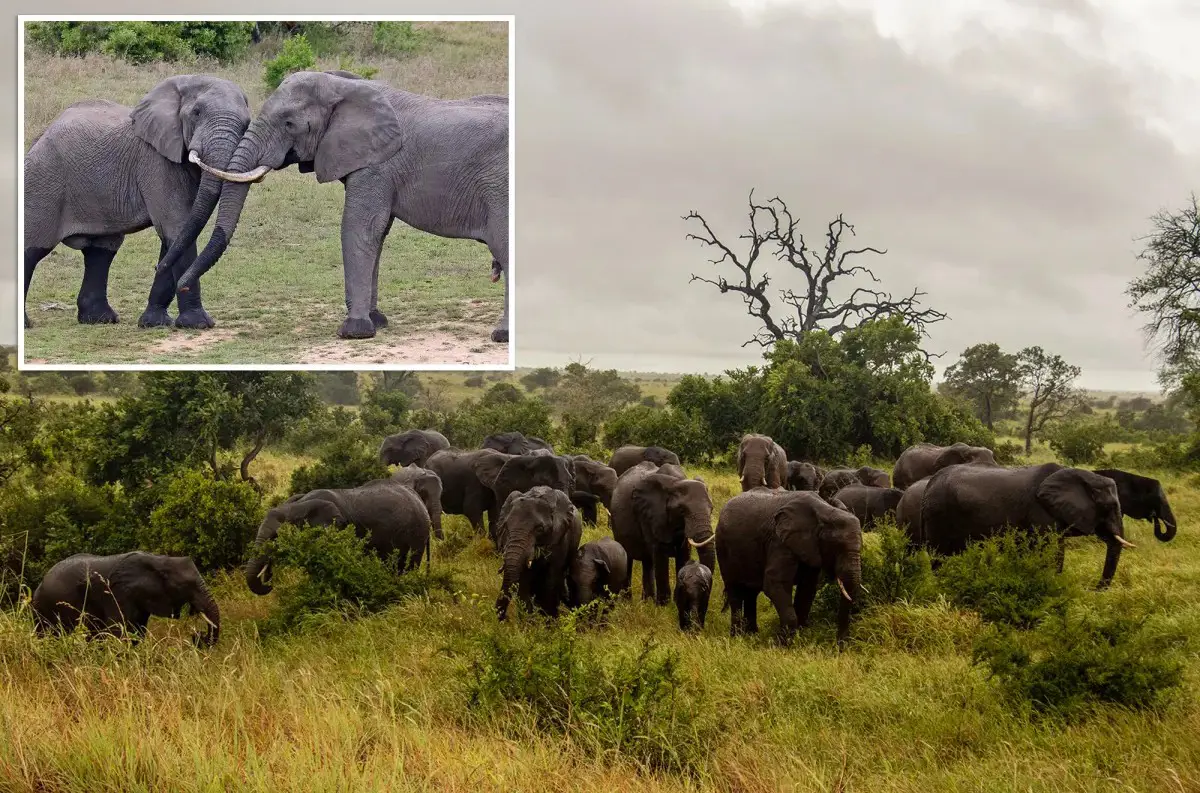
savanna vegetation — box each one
[21,21,508,365]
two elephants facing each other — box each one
[494,486,583,620]
[24,75,252,331]
[716,489,862,648]
[609,445,682,476]
[737,433,788,491]
[891,442,998,490]
[170,71,510,344]
[32,552,220,647]
[379,429,450,467]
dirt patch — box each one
[301,332,509,366]
[147,329,238,356]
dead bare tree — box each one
[684,190,946,348]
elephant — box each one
[787,461,823,491]
[892,442,998,490]
[494,486,583,620]
[715,489,862,647]
[379,429,450,467]
[171,71,510,343]
[32,552,219,647]
[474,452,575,542]
[1093,468,1178,541]
[245,482,431,595]
[833,485,904,530]
[569,491,603,525]
[737,433,788,491]
[609,461,717,605]
[818,469,861,500]
[856,466,891,488]
[24,75,252,330]
[425,448,510,535]
[916,463,1135,587]
[568,456,619,515]
[609,445,682,476]
[482,431,554,455]
[674,560,713,632]
[370,463,444,542]
[566,537,630,611]
[894,477,929,538]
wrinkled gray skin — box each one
[495,486,583,620]
[818,469,861,500]
[474,452,575,543]
[482,431,554,455]
[674,560,713,632]
[245,483,430,595]
[568,456,619,513]
[918,463,1134,588]
[425,448,508,534]
[371,463,444,542]
[32,552,219,647]
[892,442,998,490]
[566,537,630,610]
[716,489,862,648]
[834,485,904,530]
[609,461,716,605]
[787,461,823,491]
[569,492,603,525]
[856,466,891,488]
[894,478,928,538]
[610,445,682,476]
[737,433,788,492]
[177,71,510,343]
[379,429,450,467]
[1093,468,1178,541]
[24,76,250,330]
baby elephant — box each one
[32,551,220,647]
[674,560,713,632]
[566,537,630,613]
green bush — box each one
[264,34,316,90]
[372,21,428,56]
[466,615,717,776]
[602,405,711,464]
[358,386,410,439]
[289,445,389,495]
[280,405,369,455]
[973,610,1187,720]
[26,21,252,64]
[936,531,1074,628]
[443,385,554,448]
[1047,421,1107,465]
[811,522,936,623]
[992,439,1024,465]
[145,470,264,573]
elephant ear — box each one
[1036,469,1098,534]
[632,476,672,544]
[494,491,523,548]
[772,496,822,566]
[473,452,512,490]
[408,469,442,510]
[130,75,191,162]
[294,498,344,528]
[314,77,404,184]
[934,446,967,468]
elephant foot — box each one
[175,308,216,330]
[338,316,377,339]
[1095,578,1113,591]
[137,306,174,328]
[77,302,119,324]
[490,326,509,344]
[369,309,389,328]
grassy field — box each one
[21,22,509,366]
[0,452,1198,792]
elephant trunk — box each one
[740,459,767,492]
[685,516,717,572]
[155,124,242,274]
[189,578,221,647]
[496,540,532,620]
[1154,499,1177,542]
[834,551,861,648]
[244,554,273,596]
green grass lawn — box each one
[21,22,509,366]
[1,456,1197,791]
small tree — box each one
[941,343,1021,431]
[1017,347,1084,455]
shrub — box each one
[466,615,717,776]
[264,34,316,90]
[145,470,264,573]
[602,405,711,464]
[973,610,1187,720]
[935,531,1074,628]
[1047,421,1107,465]
[26,21,252,64]
[289,445,389,495]
[811,523,936,622]
[372,21,428,56]
[358,386,410,439]
[444,386,554,448]
[280,405,369,455]
[992,439,1024,465]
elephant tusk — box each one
[188,150,270,183]
[200,614,218,629]
[526,559,533,568]
[257,566,269,581]
[687,533,716,548]
[1115,536,1136,549]
[837,578,853,602]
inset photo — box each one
[18,16,512,369]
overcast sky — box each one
[5,0,1199,390]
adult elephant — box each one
[609,445,681,476]
[1093,468,1178,541]
[834,485,904,530]
[787,461,823,492]
[818,469,861,500]
[494,486,582,620]
[379,429,450,467]
[568,455,619,515]
[475,452,575,542]
[917,463,1135,587]
[856,466,891,488]
[894,477,929,538]
[892,442,997,490]
[482,431,554,455]
[32,552,219,647]
[736,433,788,491]
[609,462,716,605]
[171,71,510,344]
[245,482,431,595]
[24,75,251,330]
[715,490,861,648]
[369,463,444,542]
[425,448,510,535]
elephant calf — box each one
[834,485,904,530]
[495,486,583,620]
[32,552,220,647]
[674,560,712,632]
[566,537,630,613]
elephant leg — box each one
[764,582,798,646]
[139,237,178,327]
[727,587,745,637]
[337,180,390,339]
[486,217,509,344]
[698,589,710,628]
[23,246,54,329]
[1098,540,1122,589]
[744,591,760,634]
[793,568,820,629]
[653,546,672,607]
[640,558,656,602]
[517,572,536,615]
[78,238,124,324]
[368,217,393,329]
[169,240,214,330]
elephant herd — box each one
[24,69,510,344]
[28,430,1180,652]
